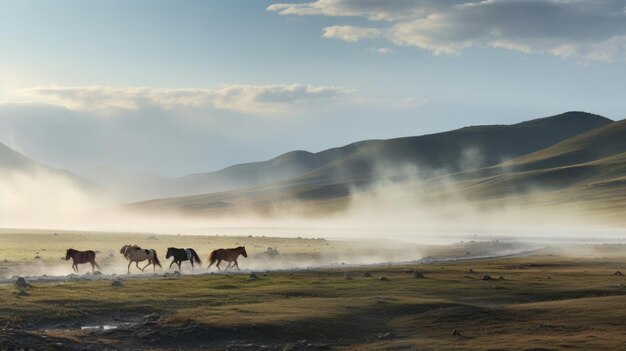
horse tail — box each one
[152,250,162,268]
[208,250,217,264]
[190,249,202,264]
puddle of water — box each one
[81,325,119,331]
[81,322,134,331]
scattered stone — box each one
[378,276,389,281]
[378,332,394,340]
[111,280,123,287]
[15,291,30,297]
[362,272,372,277]
[173,271,181,276]
[464,275,473,279]
[34,255,41,259]
[15,277,32,292]
[143,313,161,324]
[617,284,624,288]
[93,271,103,276]
[344,272,352,280]
[495,276,505,281]
[481,274,492,281]
[412,271,425,279]
[249,273,259,280]
[451,329,462,336]
[614,271,624,276]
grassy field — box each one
[0,230,526,278]
[1,239,626,350]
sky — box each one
[0,0,625,177]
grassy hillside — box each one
[98,111,611,202]
[128,112,623,218]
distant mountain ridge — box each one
[126,111,621,217]
[86,111,613,202]
[0,142,96,191]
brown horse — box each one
[65,248,101,273]
[207,246,247,271]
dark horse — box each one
[65,248,101,273]
[166,247,202,270]
[207,246,247,271]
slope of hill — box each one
[0,142,95,191]
[100,111,611,202]
[501,119,626,171]
[127,112,618,217]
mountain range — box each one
[124,111,625,221]
[2,111,624,222]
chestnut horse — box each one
[65,248,101,273]
[207,246,248,271]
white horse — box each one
[120,244,162,273]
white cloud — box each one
[9,84,354,115]
[376,47,394,54]
[322,25,383,42]
[270,0,626,61]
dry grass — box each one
[3,246,626,349]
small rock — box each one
[378,276,389,281]
[344,272,352,280]
[249,273,259,280]
[378,332,394,340]
[451,329,461,336]
[481,274,492,281]
[15,277,32,292]
[495,276,505,281]
[412,271,425,279]
[34,256,41,260]
[362,272,372,277]
[614,271,624,276]
[15,291,30,297]
[93,271,103,276]
[468,269,475,273]
[111,280,123,287]
[143,313,161,323]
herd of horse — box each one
[65,245,248,273]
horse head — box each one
[240,246,248,258]
[166,247,173,259]
[120,245,129,255]
[65,249,73,261]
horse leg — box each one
[207,260,214,270]
[216,260,222,271]
[128,261,132,274]
[90,261,95,273]
[177,261,182,271]
[169,261,175,269]
[142,261,151,271]
[234,260,240,270]
[136,261,141,271]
